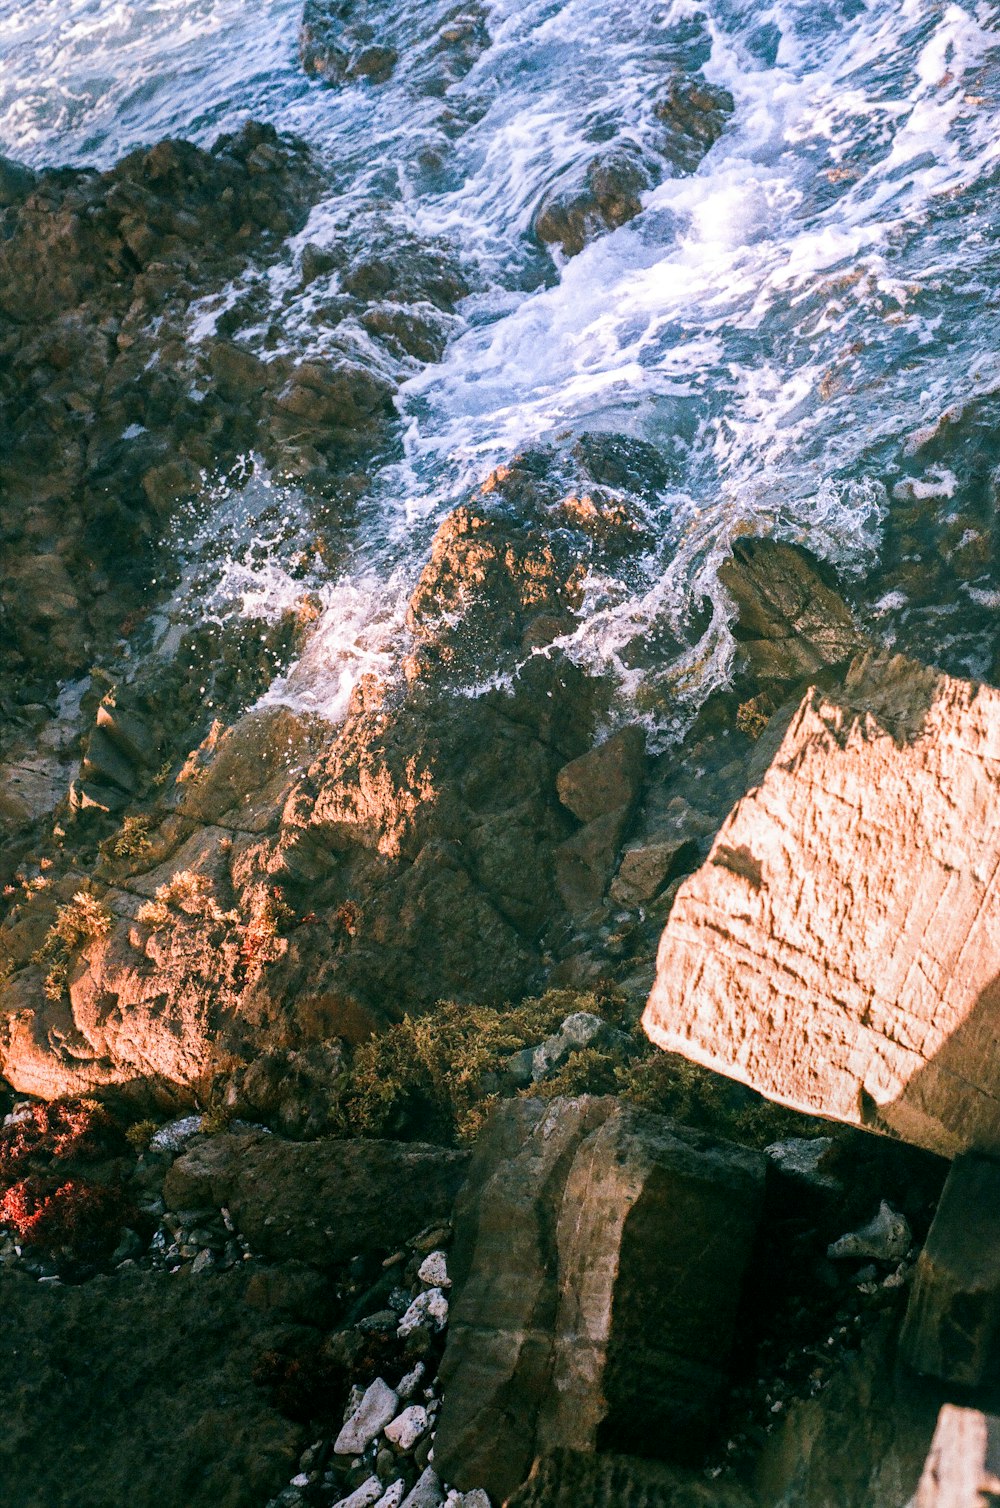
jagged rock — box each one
[556,726,646,823]
[533,145,657,257]
[643,650,1000,1158]
[828,1202,911,1263]
[900,1153,1000,1386]
[434,1097,764,1502]
[764,1137,840,1192]
[653,74,734,173]
[609,837,697,906]
[718,538,867,686]
[335,1378,400,1455]
[164,1130,469,1267]
[506,1450,753,1508]
[910,1405,1000,1507]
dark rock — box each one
[0,155,37,207]
[0,1265,305,1508]
[556,726,646,823]
[901,1153,1000,1386]
[718,538,868,688]
[434,1097,765,1502]
[164,1130,469,1267]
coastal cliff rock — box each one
[643,650,1000,1159]
[433,1096,765,1502]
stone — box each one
[150,1115,205,1153]
[434,1097,764,1502]
[718,537,867,685]
[533,146,658,258]
[828,1202,911,1263]
[384,1405,430,1452]
[530,1012,620,1082]
[609,838,697,906]
[910,1406,1000,1508]
[335,1379,400,1455]
[505,1450,752,1507]
[765,1137,840,1191]
[397,1288,449,1338]
[556,727,645,823]
[653,73,734,174]
[900,1153,1000,1386]
[374,1484,407,1508]
[400,1468,445,1508]
[165,1132,469,1268]
[334,1478,385,1508]
[643,650,1000,1159]
[416,1251,450,1288]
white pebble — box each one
[149,1115,203,1152]
[400,1467,444,1508]
[384,1404,430,1452]
[397,1287,449,1339]
[396,1361,426,1401]
[291,1474,310,1488]
[335,1378,399,1455]
[333,1477,383,1508]
[416,1250,450,1289]
[374,1482,407,1508]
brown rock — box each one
[719,537,867,686]
[164,1130,469,1266]
[911,1405,1000,1508]
[556,726,646,823]
[643,650,1000,1158]
[610,837,698,906]
[433,1097,764,1502]
[533,145,657,258]
[901,1153,1000,1386]
[653,74,734,173]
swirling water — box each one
[2,0,999,733]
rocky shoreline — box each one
[2,16,1000,1505]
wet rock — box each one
[900,1153,1000,1387]
[505,1449,753,1508]
[653,73,734,174]
[533,145,658,258]
[910,1405,1000,1507]
[164,1131,469,1267]
[643,650,1000,1158]
[434,1097,764,1502]
[335,1378,400,1455]
[718,537,867,687]
[828,1202,911,1263]
[556,726,645,824]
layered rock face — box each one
[433,1096,765,1503]
[643,650,1000,1159]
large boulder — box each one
[433,1097,765,1503]
[163,1129,469,1266]
[643,650,1000,1159]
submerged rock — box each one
[643,649,1000,1158]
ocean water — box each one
[2,0,999,733]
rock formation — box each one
[909,1405,1000,1508]
[433,1096,765,1502]
[643,650,1000,1159]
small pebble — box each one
[416,1251,450,1289]
[397,1288,448,1339]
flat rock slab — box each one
[643,651,1000,1159]
[164,1130,469,1266]
[901,1153,1000,1386]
